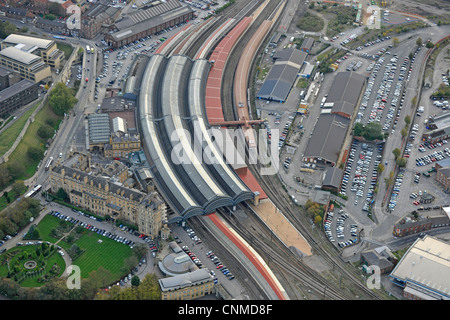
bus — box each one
[24,185,42,198]
[45,156,53,171]
[86,45,90,54]
[53,35,66,40]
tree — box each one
[411,96,417,109]
[7,162,25,180]
[392,148,401,160]
[314,215,322,224]
[131,275,140,287]
[392,37,399,47]
[396,157,407,167]
[48,82,78,116]
[401,127,408,139]
[27,146,44,162]
[425,41,434,48]
[0,164,12,190]
[377,163,385,175]
[416,37,422,47]
[37,125,54,140]
[56,187,68,200]
[0,21,18,39]
[11,181,27,197]
[404,115,411,126]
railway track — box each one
[247,168,383,300]
[188,215,271,300]
[221,0,281,122]
[217,205,352,300]
[182,0,262,59]
[217,0,384,300]
[175,0,384,300]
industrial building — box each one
[303,113,351,166]
[303,71,365,166]
[104,0,194,48]
[389,235,450,300]
[322,167,344,193]
[423,112,450,144]
[87,113,111,151]
[300,37,314,52]
[256,48,307,102]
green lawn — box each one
[38,214,133,282]
[0,244,66,287]
[0,100,41,158]
[57,42,74,60]
[7,100,62,180]
[73,232,133,280]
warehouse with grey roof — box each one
[303,71,365,166]
[256,48,307,103]
[104,0,194,48]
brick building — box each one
[435,158,450,192]
[80,1,121,39]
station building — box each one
[104,0,194,48]
[49,152,167,237]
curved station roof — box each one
[138,54,253,222]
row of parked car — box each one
[48,211,136,248]
[324,209,358,249]
[207,251,235,281]
[355,35,391,51]
[388,168,405,211]
[182,245,204,269]
[416,149,448,166]
[341,140,382,213]
[355,56,385,123]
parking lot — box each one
[324,207,360,249]
[170,223,247,298]
[355,46,418,132]
[340,139,383,216]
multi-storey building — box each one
[0,79,39,118]
[435,158,450,192]
[104,132,141,159]
[1,34,64,69]
[0,47,51,83]
[80,1,121,39]
[49,153,167,237]
[158,269,215,300]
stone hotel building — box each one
[49,155,167,237]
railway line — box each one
[167,0,384,300]
[217,205,352,300]
[180,0,262,59]
[216,0,385,300]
